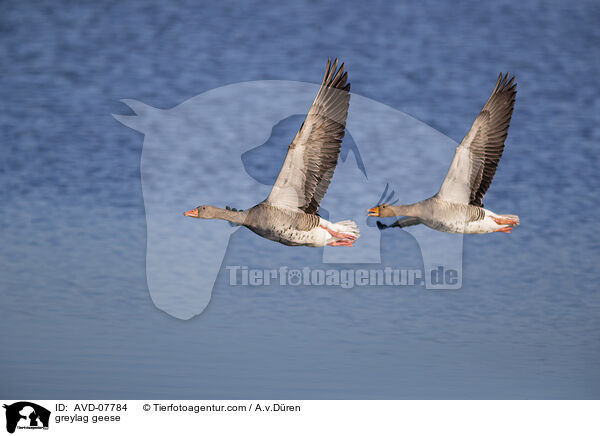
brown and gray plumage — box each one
[185,59,360,246]
[369,73,520,234]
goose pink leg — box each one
[491,216,519,226]
[328,240,354,247]
[320,225,357,241]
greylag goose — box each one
[368,73,519,234]
[185,59,360,246]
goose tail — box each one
[330,220,360,240]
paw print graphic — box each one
[287,269,302,286]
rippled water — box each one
[1,0,599,398]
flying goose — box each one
[368,73,519,234]
[185,59,359,246]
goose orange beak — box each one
[367,206,380,217]
[184,209,199,217]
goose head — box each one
[184,205,221,219]
[367,204,396,217]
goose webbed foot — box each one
[319,225,357,241]
[327,239,354,247]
